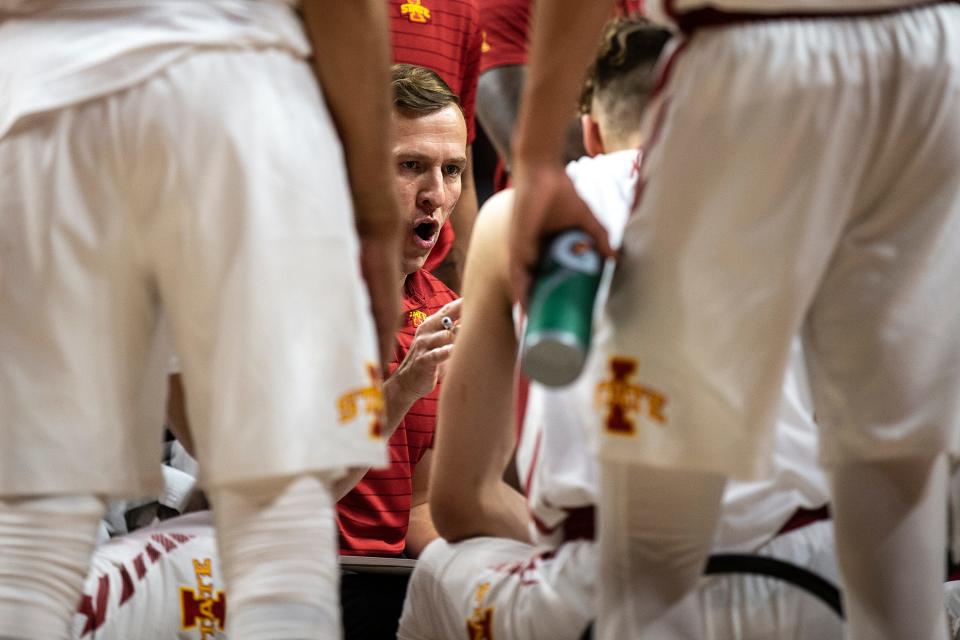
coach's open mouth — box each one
[412,218,439,248]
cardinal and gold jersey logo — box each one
[337,363,385,439]
[179,558,226,639]
[481,30,491,53]
[409,309,428,328]
[596,357,667,435]
[401,0,431,23]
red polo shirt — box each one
[478,0,643,77]
[338,269,458,556]
[478,0,530,74]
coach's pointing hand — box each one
[391,299,462,404]
[375,300,462,441]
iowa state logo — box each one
[466,582,494,639]
[400,0,431,23]
[337,363,385,439]
[408,309,428,328]
[179,558,226,639]
[595,357,667,435]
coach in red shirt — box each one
[388,0,482,291]
[335,63,466,639]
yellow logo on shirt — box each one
[401,0,431,23]
[179,558,226,639]
[337,363,385,439]
[481,30,491,53]
[596,357,667,435]
[409,310,428,328]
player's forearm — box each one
[301,0,400,236]
[512,0,614,166]
[431,197,525,539]
[430,331,519,540]
[382,375,419,437]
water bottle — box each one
[520,229,604,387]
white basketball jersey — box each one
[73,513,225,640]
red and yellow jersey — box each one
[337,269,459,556]
[478,0,531,74]
[478,0,642,75]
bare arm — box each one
[405,449,440,557]
[477,65,526,165]
[301,0,403,369]
[509,0,616,303]
[430,191,531,543]
[478,66,585,171]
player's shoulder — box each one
[474,188,514,242]
[471,188,512,259]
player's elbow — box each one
[429,484,485,542]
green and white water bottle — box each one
[521,229,604,387]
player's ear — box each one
[581,113,604,157]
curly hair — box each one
[578,18,671,138]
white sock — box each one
[211,473,341,640]
[596,461,726,640]
[831,454,950,640]
[0,494,105,639]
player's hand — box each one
[355,190,404,373]
[391,299,462,402]
[509,161,614,308]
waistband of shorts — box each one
[776,505,831,537]
[562,506,596,543]
[673,0,959,33]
